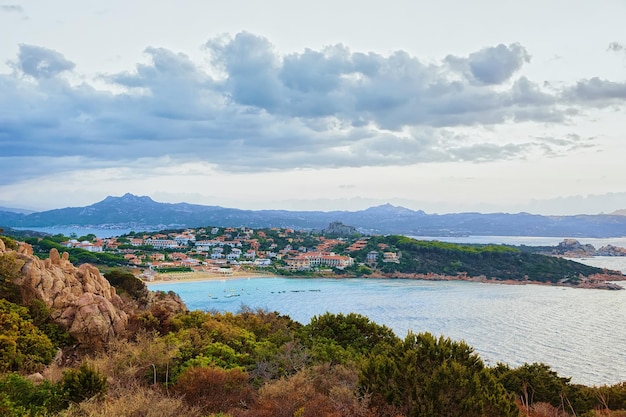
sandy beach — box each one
[144,270,277,285]
[144,270,623,290]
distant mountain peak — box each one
[365,203,425,215]
[610,209,626,216]
[102,193,155,204]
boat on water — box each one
[224,294,240,298]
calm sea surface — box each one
[20,227,626,385]
[150,275,626,387]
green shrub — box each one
[0,299,56,373]
[61,363,108,404]
[0,235,18,251]
[104,270,149,302]
[360,332,518,417]
[0,373,65,416]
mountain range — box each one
[2,193,626,237]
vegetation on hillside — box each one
[20,235,126,267]
[2,231,626,416]
[2,302,625,416]
[8,225,619,288]
[352,235,606,283]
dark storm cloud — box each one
[16,44,75,78]
[1,33,623,184]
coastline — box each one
[144,270,624,290]
[145,270,278,285]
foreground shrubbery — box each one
[1,302,626,416]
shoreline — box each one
[145,270,278,285]
[144,270,624,290]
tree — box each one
[494,362,585,414]
[359,332,518,417]
[299,312,399,363]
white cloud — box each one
[3,33,621,189]
[1,1,625,214]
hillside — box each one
[2,232,626,416]
[353,235,623,288]
[12,225,621,289]
[4,193,626,237]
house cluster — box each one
[93,226,367,273]
[61,239,105,252]
[284,251,354,271]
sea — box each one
[150,276,626,387]
[148,234,626,388]
[16,227,626,385]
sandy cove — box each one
[145,270,278,285]
[144,270,624,290]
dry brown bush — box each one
[174,365,253,414]
[521,402,570,417]
[237,364,372,417]
[57,383,203,417]
[86,330,178,389]
[589,411,626,417]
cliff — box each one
[0,238,128,349]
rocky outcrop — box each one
[322,221,359,237]
[595,245,626,256]
[550,239,626,257]
[552,239,596,257]
[3,243,128,349]
[147,289,187,315]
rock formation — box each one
[595,245,626,256]
[550,239,626,258]
[322,221,359,237]
[2,243,128,349]
[552,239,596,257]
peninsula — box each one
[10,224,625,290]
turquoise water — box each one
[150,277,626,386]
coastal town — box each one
[57,224,400,281]
[48,223,626,289]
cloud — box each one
[608,42,625,53]
[16,44,75,78]
[0,4,23,13]
[1,34,624,185]
[531,133,597,155]
[563,77,626,104]
[445,43,530,85]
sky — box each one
[1,0,625,215]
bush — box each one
[174,366,253,414]
[299,312,399,364]
[360,332,518,417]
[61,363,108,404]
[57,384,204,417]
[0,252,24,302]
[0,372,65,416]
[0,235,18,251]
[104,270,149,302]
[0,299,56,373]
[246,364,368,417]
